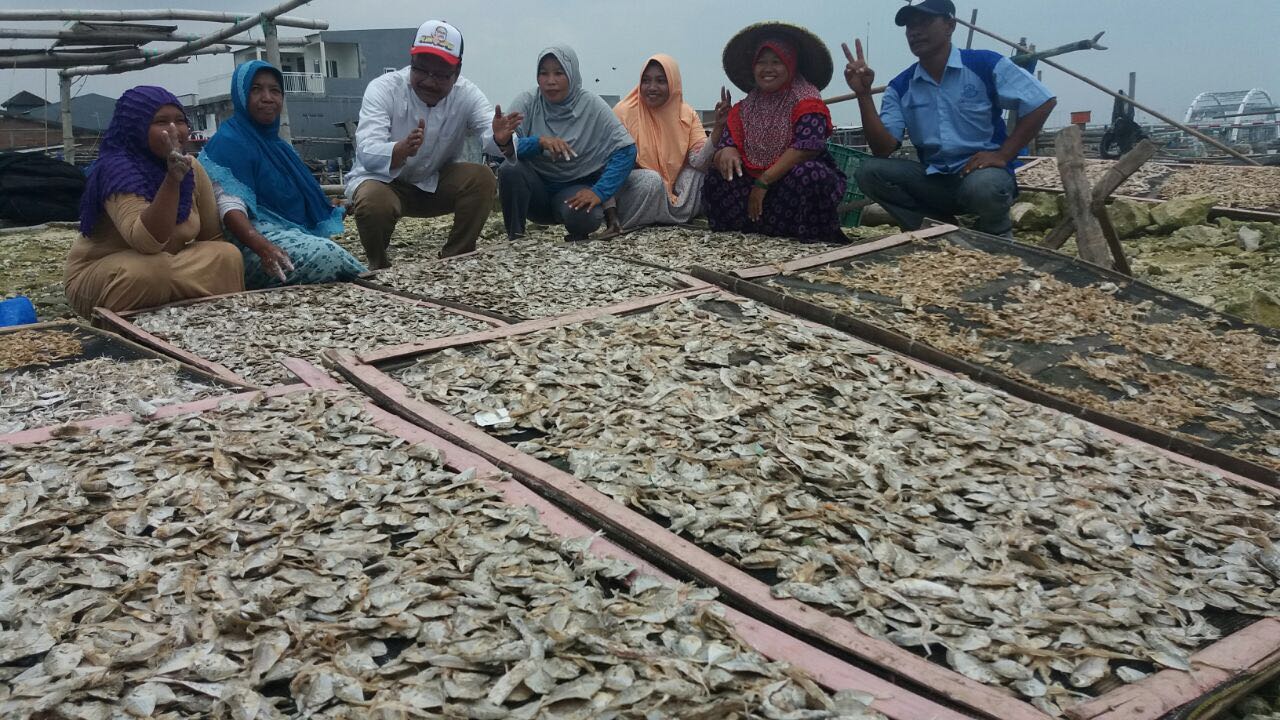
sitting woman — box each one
[65,86,244,317]
[499,45,637,241]
[200,60,365,287]
[607,54,728,234]
[704,23,848,242]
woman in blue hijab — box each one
[200,61,365,288]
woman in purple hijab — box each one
[64,85,243,317]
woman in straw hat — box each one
[605,54,730,234]
[703,22,847,242]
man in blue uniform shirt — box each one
[843,0,1056,236]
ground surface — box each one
[1012,221,1280,328]
[3,214,1276,329]
[2,216,890,322]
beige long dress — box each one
[64,160,244,318]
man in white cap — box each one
[346,20,523,267]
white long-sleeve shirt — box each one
[344,68,505,198]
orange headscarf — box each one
[613,54,707,204]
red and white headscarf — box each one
[726,39,832,177]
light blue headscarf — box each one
[509,46,635,184]
[199,60,343,237]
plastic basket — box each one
[826,141,871,228]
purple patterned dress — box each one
[703,113,846,242]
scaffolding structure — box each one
[0,1,328,162]
[1185,89,1279,146]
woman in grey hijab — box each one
[498,46,637,241]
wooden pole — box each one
[0,9,327,29]
[822,85,886,106]
[1042,138,1157,251]
[964,8,978,48]
[262,19,292,143]
[1092,200,1132,276]
[946,12,1261,165]
[3,45,231,69]
[0,28,307,46]
[59,0,315,77]
[1055,125,1111,267]
[59,75,74,164]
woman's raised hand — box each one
[161,123,194,183]
[713,86,732,127]
[492,105,524,147]
[714,146,743,182]
[539,136,577,162]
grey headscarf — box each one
[509,45,635,184]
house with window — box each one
[189,27,416,162]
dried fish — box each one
[788,242,1280,471]
[372,240,680,319]
[0,390,880,719]
[391,297,1280,715]
[130,284,490,385]
[1156,164,1280,211]
[0,357,223,434]
[1017,157,1172,198]
[1017,158,1280,212]
[0,329,83,371]
[603,226,851,272]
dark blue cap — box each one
[895,0,957,26]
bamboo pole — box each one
[822,34,1102,106]
[3,45,231,69]
[822,85,886,106]
[59,0,314,77]
[0,28,308,46]
[945,11,1261,165]
[262,20,292,143]
[59,76,74,164]
[0,9,327,30]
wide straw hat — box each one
[722,21,834,93]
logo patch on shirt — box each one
[962,83,980,99]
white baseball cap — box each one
[411,20,463,66]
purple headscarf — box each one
[78,86,194,236]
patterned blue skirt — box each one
[235,224,366,290]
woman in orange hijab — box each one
[606,54,728,234]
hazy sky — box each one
[4,0,1278,129]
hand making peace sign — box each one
[713,86,732,128]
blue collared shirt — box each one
[880,46,1055,175]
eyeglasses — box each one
[410,66,456,82]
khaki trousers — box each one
[351,162,496,269]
